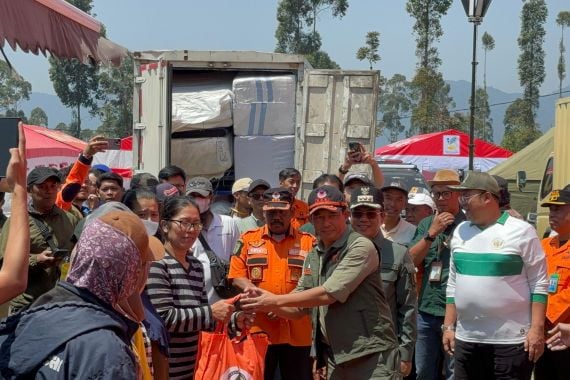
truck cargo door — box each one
[297,70,379,199]
[132,59,169,176]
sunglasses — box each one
[249,193,265,200]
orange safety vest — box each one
[543,236,570,325]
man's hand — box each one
[360,152,376,166]
[240,287,279,313]
[35,250,61,268]
[400,361,412,377]
[312,360,327,380]
[442,330,455,356]
[524,326,545,362]
[547,323,570,351]
[211,300,235,322]
[83,135,109,159]
[235,310,256,330]
[428,211,455,237]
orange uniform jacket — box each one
[291,199,309,230]
[229,224,315,346]
[56,155,91,212]
[543,236,570,326]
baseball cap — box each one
[408,187,436,211]
[263,187,294,211]
[92,164,111,173]
[185,176,213,196]
[541,185,570,207]
[155,183,180,203]
[449,171,500,198]
[232,177,253,194]
[428,169,461,186]
[349,186,383,210]
[131,172,159,190]
[248,179,271,194]
[343,172,372,187]
[308,185,347,215]
[27,167,61,187]
[381,181,408,196]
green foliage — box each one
[481,32,495,89]
[517,0,547,113]
[556,11,570,97]
[96,54,134,138]
[405,0,453,70]
[0,61,32,113]
[501,98,541,152]
[408,67,455,135]
[29,107,48,127]
[274,0,346,66]
[79,129,97,142]
[4,109,28,123]
[55,122,67,131]
[356,31,381,70]
[378,74,411,141]
[305,51,340,69]
[472,87,493,141]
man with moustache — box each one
[229,188,315,380]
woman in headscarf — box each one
[0,211,161,379]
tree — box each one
[356,31,381,70]
[501,98,541,152]
[4,109,28,123]
[96,54,134,138]
[517,0,547,114]
[79,128,97,141]
[0,61,32,114]
[55,122,68,131]
[481,32,495,90]
[48,0,99,138]
[472,87,493,141]
[29,107,48,127]
[378,74,411,142]
[556,11,570,97]
[274,0,346,68]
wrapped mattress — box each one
[233,74,296,136]
[233,135,295,187]
[170,128,233,179]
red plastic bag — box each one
[194,296,269,380]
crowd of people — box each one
[0,132,569,380]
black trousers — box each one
[264,344,312,380]
[454,340,533,380]
[534,344,570,380]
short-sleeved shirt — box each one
[381,218,417,246]
[291,199,309,229]
[410,212,465,317]
[235,214,264,235]
[229,225,315,346]
[543,236,570,325]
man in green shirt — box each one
[235,179,270,234]
[242,185,401,379]
[409,169,465,380]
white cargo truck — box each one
[132,51,379,199]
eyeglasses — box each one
[167,219,203,232]
[249,193,265,200]
[351,210,381,219]
[431,191,453,200]
[459,192,485,203]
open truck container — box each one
[132,51,379,200]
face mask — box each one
[195,198,211,214]
[142,219,159,236]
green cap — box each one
[448,171,500,198]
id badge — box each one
[429,261,443,282]
[548,273,560,294]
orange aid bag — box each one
[194,296,269,380]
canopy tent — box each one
[24,124,86,172]
[375,129,513,173]
[0,0,128,65]
[489,127,554,181]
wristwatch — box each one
[441,324,456,332]
[423,232,436,242]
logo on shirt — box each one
[491,238,504,249]
[44,355,64,373]
[247,247,267,255]
[221,367,253,380]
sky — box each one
[5,0,570,96]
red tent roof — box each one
[23,124,86,158]
[375,129,512,158]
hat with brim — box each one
[27,167,61,187]
[428,169,461,186]
[343,172,372,186]
[185,176,213,197]
[381,181,408,196]
[448,171,501,198]
[308,185,347,215]
[232,178,253,194]
[408,193,436,211]
[349,186,382,210]
[248,179,271,194]
[541,186,570,207]
[262,187,293,211]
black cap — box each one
[541,185,570,207]
[154,183,180,202]
[308,185,347,215]
[248,179,271,194]
[350,186,383,210]
[343,172,372,186]
[263,187,294,210]
[381,181,409,196]
[27,167,61,187]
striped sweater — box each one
[146,252,214,380]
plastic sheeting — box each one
[234,135,295,187]
[233,74,296,136]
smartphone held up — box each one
[0,118,20,178]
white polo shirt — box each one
[381,218,417,246]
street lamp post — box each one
[462,0,492,171]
